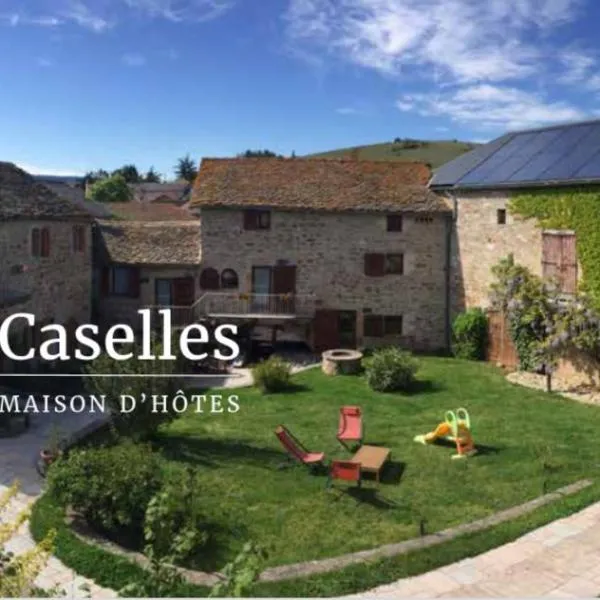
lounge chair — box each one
[327,460,361,489]
[274,425,325,469]
[336,406,363,449]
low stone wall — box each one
[555,351,600,390]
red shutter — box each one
[41,228,50,257]
[244,210,257,230]
[31,228,41,256]
[101,267,110,296]
[364,253,385,277]
[129,267,141,298]
[560,234,577,294]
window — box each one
[73,225,86,252]
[387,215,403,232]
[364,314,403,337]
[415,215,434,224]
[385,253,404,275]
[497,208,507,225]
[31,227,50,257]
[244,209,271,230]
[200,268,220,290]
[221,269,239,290]
[102,266,140,297]
[155,279,173,305]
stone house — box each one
[0,163,93,373]
[429,120,597,317]
[189,158,452,352]
[94,202,201,329]
[129,182,190,205]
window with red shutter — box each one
[73,225,86,252]
[385,253,404,275]
[200,268,220,290]
[384,315,403,335]
[364,253,385,277]
[110,266,140,297]
[31,228,41,256]
[243,209,270,230]
[364,314,384,337]
[41,228,50,257]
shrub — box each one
[363,347,419,392]
[452,308,488,360]
[252,356,292,393]
[85,340,179,440]
[47,442,162,536]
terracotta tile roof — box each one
[191,158,448,213]
[102,202,197,221]
[96,221,200,265]
[0,162,91,221]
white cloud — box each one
[123,0,234,22]
[122,52,146,67]
[36,57,54,67]
[396,100,414,112]
[398,84,585,130]
[285,0,582,84]
[60,1,113,32]
[16,163,85,177]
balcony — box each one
[198,293,316,319]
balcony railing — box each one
[198,293,316,318]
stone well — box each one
[321,349,363,376]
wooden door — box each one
[313,309,340,352]
[172,277,195,305]
[542,232,577,294]
[272,265,297,313]
[486,310,518,369]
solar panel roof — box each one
[430,119,600,189]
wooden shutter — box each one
[364,253,385,277]
[200,268,220,290]
[129,267,141,298]
[542,232,577,294]
[41,228,50,257]
[364,315,384,337]
[31,228,41,256]
[243,210,257,230]
[101,267,110,296]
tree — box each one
[83,169,109,187]
[144,166,161,183]
[174,154,198,183]
[112,164,141,184]
[86,174,132,203]
[238,149,283,158]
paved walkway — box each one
[349,502,600,598]
[0,407,116,598]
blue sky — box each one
[1,0,600,179]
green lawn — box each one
[154,357,600,571]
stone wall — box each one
[0,219,92,371]
[450,191,542,315]
[198,207,451,351]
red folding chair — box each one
[337,406,363,450]
[274,425,324,470]
[327,460,361,489]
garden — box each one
[27,348,600,596]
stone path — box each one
[0,407,116,598]
[348,501,600,598]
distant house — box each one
[0,163,93,372]
[94,202,200,329]
[33,174,86,206]
[129,182,190,205]
[188,157,451,352]
[430,120,598,315]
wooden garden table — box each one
[352,445,390,483]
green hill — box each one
[308,139,478,169]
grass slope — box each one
[307,140,477,168]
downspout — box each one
[443,191,458,354]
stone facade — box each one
[197,207,451,351]
[450,191,543,315]
[0,220,92,372]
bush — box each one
[363,347,419,392]
[47,442,162,536]
[85,341,179,440]
[452,308,489,360]
[251,356,292,393]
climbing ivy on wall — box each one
[510,188,600,308]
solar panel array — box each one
[430,121,600,188]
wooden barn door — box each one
[313,309,340,352]
[486,309,518,369]
[542,232,577,294]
